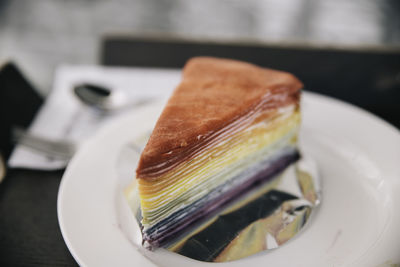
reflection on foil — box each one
[123,137,320,262]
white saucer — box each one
[58,92,400,267]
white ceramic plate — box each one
[58,92,400,267]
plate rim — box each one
[57,91,400,266]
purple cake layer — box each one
[143,148,300,248]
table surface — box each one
[0,37,399,266]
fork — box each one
[12,127,76,160]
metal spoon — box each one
[11,84,151,162]
[73,83,152,113]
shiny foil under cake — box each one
[125,136,320,262]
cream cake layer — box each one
[139,101,296,187]
[139,107,299,213]
[139,111,301,246]
[139,110,299,222]
[144,147,300,247]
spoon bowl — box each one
[73,83,129,113]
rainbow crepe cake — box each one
[135,57,303,249]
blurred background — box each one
[0,0,399,95]
[1,1,400,266]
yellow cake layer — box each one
[139,110,298,192]
[138,111,300,216]
[139,113,299,212]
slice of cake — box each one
[135,57,303,248]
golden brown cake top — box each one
[136,57,303,179]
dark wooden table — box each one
[0,37,399,266]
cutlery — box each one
[12,127,76,160]
[73,83,152,113]
[11,84,152,161]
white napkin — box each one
[8,65,180,170]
